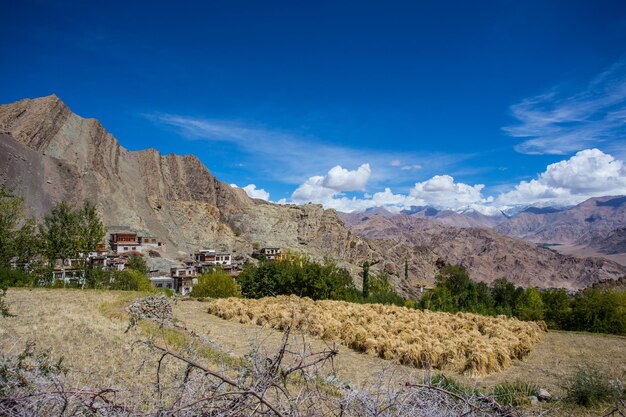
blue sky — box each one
[2,0,626,212]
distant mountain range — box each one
[1,94,625,292]
[352,196,626,265]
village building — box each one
[138,236,163,248]
[253,247,284,261]
[170,265,198,295]
[109,232,142,254]
[150,275,175,290]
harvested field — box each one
[206,296,547,375]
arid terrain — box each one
[1,289,624,416]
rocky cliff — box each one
[0,95,385,287]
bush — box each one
[564,365,619,407]
[0,288,12,317]
[491,380,539,405]
[111,269,152,292]
[0,267,32,288]
[191,270,241,298]
[429,374,477,396]
[237,253,358,301]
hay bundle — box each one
[206,296,546,375]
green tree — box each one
[365,271,405,306]
[191,269,241,298]
[491,278,519,316]
[515,288,545,321]
[0,187,43,270]
[0,188,22,268]
[421,286,455,312]
[126,255,148,275]
[40,202,79,267]
[541,289,571,329]
[404,260,408,280]
[434,265,477,311]
[475,282,495,314]
[76,202,105,256]
[570,289,626,335]
[237,252,358,301]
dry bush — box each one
[207,296,546,376]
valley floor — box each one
[1,288,624,416]
[552,243,626,267]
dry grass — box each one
[206,296,546,376]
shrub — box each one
[564,365,619,407]
[0,288,12,317]
[491,380,539,405]
[429,374,477,396]
[191,270,241,298]
[111,269,152,292]
[0,267,32,288]
[126,254,148,275]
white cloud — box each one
[408,175,492,210]
[239,150,626,212]
[289,165,493,213]
[504,60,626,155]
[236,184,270,201]
[498,148,626,206]
[322,163,371,191]
[147,113,469,188]
[400,164,422,171]
[291,164,372,206]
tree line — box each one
[420,264,626,335]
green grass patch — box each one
[491,380,539,405]
[429,374,479,397]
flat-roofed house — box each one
[110,232,142,254]
[254,247,284,261]
[150,276,175,290]
[171,265,198,295]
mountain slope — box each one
[495,196,626,251]
[0,95,376,277]
[340,212,626,290]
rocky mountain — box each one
[340,211,626,290]
[352,196,626,264]
[0,95,379,279]
[495,196,626,252]
[1,94,625,293]
[399,206,508,229]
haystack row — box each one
[207,296,546,375]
